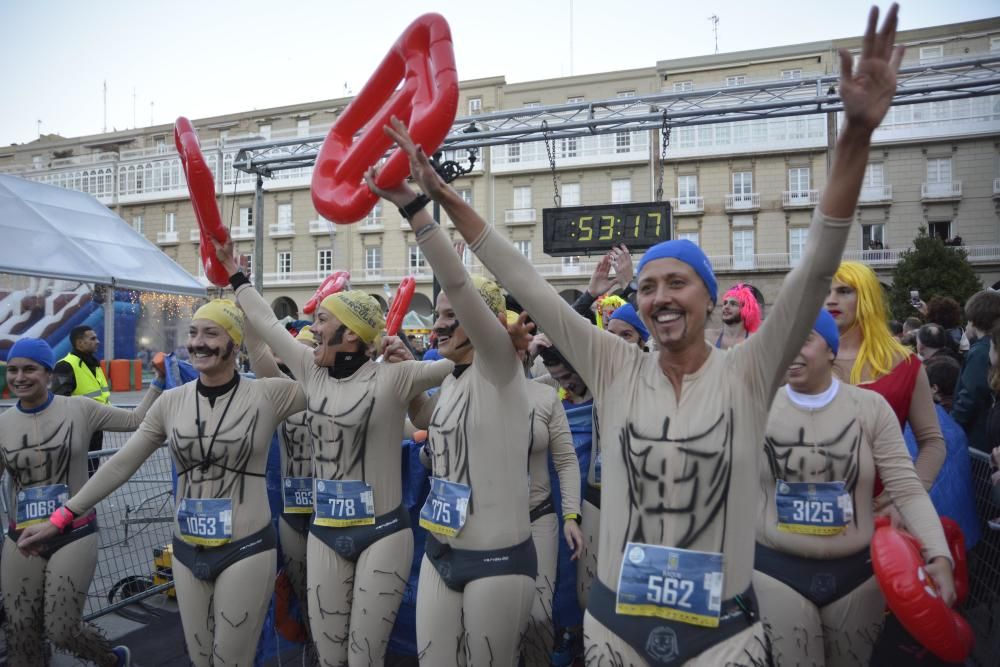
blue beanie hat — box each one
[813,309,839,357]
[636,240,718,303]
[8,338,55,370]
[610,304,649,342]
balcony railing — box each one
[724,193,760,211]
[189,230,202,243]
[921,181,962,200]
[231,225,254,240]
[505,208,537,224]
[671,197,704,214]
[268,223,295,238]
[308,219,335,235]
[359,218,384,232]
[156,231,179,245]
[859,185,893,204]
[994,178,1000,197]
[782,190,819,208]
[491,132,649,172]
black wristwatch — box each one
[398,193,430,220]
[622,280,638,300]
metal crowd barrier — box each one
[965,447,1000,667]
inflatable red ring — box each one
[386,277,416,336]
[174,117,231,287]
[871,516,973,663]
[274,569,308,644]
[302,271,350,315]
[311,13,458,224]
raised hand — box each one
[211,236,240,276]
[381,116,450,200]
[837,4,904,133]
[587,254,615,298]
[610,244,634,289]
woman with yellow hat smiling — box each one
[215,243,453,667]
[19,299,308,667]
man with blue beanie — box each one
[378,5,909,661]
[754,308,954,667]
[0,338,164,666]
[607,303,649,349]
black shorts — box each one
[588,577,767,666]
[424,533,538,592]
[309,503,410,563]
[530,495,555,523]
[754,542,872,607]
[7,514,98,560]
[584,483,601,510]
[172,524,276,582]
[279,512,311,536]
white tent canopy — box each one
[0,174,206,297]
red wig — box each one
[723,283,761,333]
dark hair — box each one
[965,290,1000,332]
[888,320,903,336]
[925,355,960,398]
[917,323,949,350]
[70,325,94,347]
[539,344,573,371]
[925,296,962,330]
[903,317,922,332]
[990,321,1000,394]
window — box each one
[258,124,271,140]
[317,249,333,273]
[32,154,43,168]
[615,131,631,153]
[408,245,427,273]
[567,96,584,104]
[677,175,698,203]
[462,246,474,268]
[789,227,808,265]
[732,229,754,269]
[468,97,482,114]
[788,167,811,193]
[523,101,542,108]
[561,183,581,206]
[514,240,532,258]
[861,223,885,250]
[277,203,292,227]
[562,256,580,272]
[672,81,693,92]
[277,251,291,276]
[369,201,383,222]
[297,119,310,137]
[677,231,700,246]
[611,178,631,203]
[513,186,532,210]
[928,221,951,242]
[457,188,473,206]
[991,36,1000,53]
[863,162,885,187]
[132,215,144,234]
[507,144,521,163]
[926,157,952,183]
[155,137,167,154]
[919,45,944,64]
[732,171,753,194]
[725,75,746,87]
[165,212,176,233]
[365,246,382,272]
[560,136,578,158]
[616,90,636,98]
[239,206,253,228]
[241,254,253,277]
[780,69,802,80]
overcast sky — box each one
[1,0,996,146]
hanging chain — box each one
[542,120,561,208]
[654,111,671,202]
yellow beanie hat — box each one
[295,325,315,344]
[471,275,505,316]
[320,290,385,344]
[192,299,245,346]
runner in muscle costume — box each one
[753,309,954,667]
[20,301,306,667]
[213,248,453,667]
[523,369,584,665]
[375,6,904,662]
[364,173,537,667]
[1,337,163,667]
[243,323,318,649]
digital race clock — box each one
[542,201,672,256]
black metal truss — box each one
[233,54,1000,176]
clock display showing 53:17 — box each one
[542,201,672,256]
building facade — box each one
[2,18,999,332]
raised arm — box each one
[735,4,904,401]
[364,166,520,386]
[83,373,163,432]
[243,317,285,380]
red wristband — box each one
[50,506,75,532]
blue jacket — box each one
[952,336,992,452]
